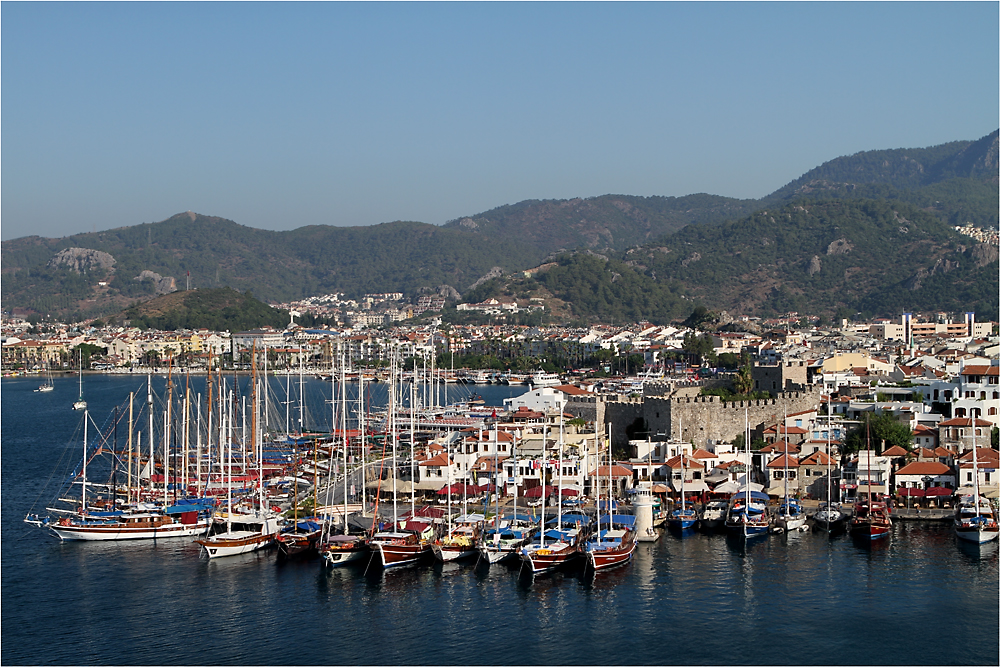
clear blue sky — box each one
[2,2,997,240]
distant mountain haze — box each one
[2,131,996,322]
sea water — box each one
[2,375,997,665]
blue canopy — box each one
[296,521,323,532]
[87,510,123,517]
[545,513,590,525]
[730,490,769,502]
[164,500,214,514]
[597,513,636,526]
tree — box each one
[734,362,754,395]
[843,412,913,458]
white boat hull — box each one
[49,519,211,541]
[955,526,1000,544]
[197,531,275,558]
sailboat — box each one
[666,442,697,531]
[195,351,281,558]
[369,352,433,569]
[725,408,769,538]
[27,386,213,540]
[953,428,1000,544]
[72,351,87,410]
[771,410,806,534]
[582,424,636,571]
[519,407,586,575]
[480,429,536,564]
[814,399,846,534]
[848,424,891,542]
[35,362,54,393]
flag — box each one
[491,409,497,419]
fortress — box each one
[565,362,824,448]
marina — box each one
[2,375,998,665]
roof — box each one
[799,450,835,466]
[939,417,993,427]
[881,445,910,457]
[664,454,703,469]
[553,384,589,396]
[766,454,801,468]
[960,365,999,376]
[895,461,952,476]
[760,440,801,454]
[419,452,450,467]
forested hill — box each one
[122,287,289,331]
[441,193,760,256]
[627,199,999,320]
[761,131,999,227]
[1,213,545,320]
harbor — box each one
[3,374,999,665]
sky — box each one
[2,2,997,241]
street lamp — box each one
[922,475,932,509]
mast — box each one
[82,408,88,513]
[196,397,202,498]
[972,423,980,519]
[226,388,232,533]
[390,348,398,528]
[825,397,832,529]
[359,370,366,512]
[410,364,416,521]
[609,422,614,526]
[183,382,190,498]
[540,411,547,549]
[342,347,349,533]
[595,429,602,544]
[298,345,305,434]
[165,365,173,505]
[557,399,564,533]
[744,407,750,539]
[147,374,154,507]
[128,392,134,505]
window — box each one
[774,471,783,479]
[788,471,796,480]
[967,472,973,482]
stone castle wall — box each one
[667,387,823,447]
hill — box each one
[2,131,996,322]
[441,193,759,255]
[1,213,544,320]
[121,287,289,331]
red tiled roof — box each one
[799,451,835,466]
[766,454,801,468]
[939,417,993,427]
[895,461,952,476]
[881,445,910,457]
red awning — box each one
[557,488,579,497]
[523,484,554,498]
[925,486,953,497]
[896,488,925,497]
[436,483,481,496]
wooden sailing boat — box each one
[953,427,1000,544]
[583,423,636,571]
[196,346,281,558]
[849,420,891,541]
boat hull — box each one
[849,521,891,540]
[519,544,578,574]
[586,540,636,570]
[195,532,276,558]
[322,545,370,567]
[431,543,479,562]
[954,525,1000,544]
[49,518,210,541]
[372,542,431,569]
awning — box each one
[925,487,954,497]
[651,484,670,494]
[556,487,579,497]
[896,488,925,497]
[765,485,796,497]
[523,485,553,498]
[672,480,709,494]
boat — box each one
[849,438,891,542]
[431,519,482,562]
[321,533,371,567]
[848,498,892,541]
[519,515,588,575]
[480,514,536,564]
[35,363,54,393]
[814,400,845,534]
[725,408,769,538]
[195,355,282,558]
[814,502,847,534]
[276,520,323,559]
[528,371,561,388]
[583,513,637,570]
[725,489,771,538]
[699,499,728,531]
[953,430,999,544]
[953,495,1000,544]
[196,513,282,558]
[771,498,808,533]
[370,523,435,568]
[666,449,697,531]
[72,351,87,410]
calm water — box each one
[2,376,998,665]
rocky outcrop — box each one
[468,266,504,291]
[826,238,853,255]
[134,270,177,295]
[47,248,116,272]
[807,255,822,275]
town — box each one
[4,307,997,516]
